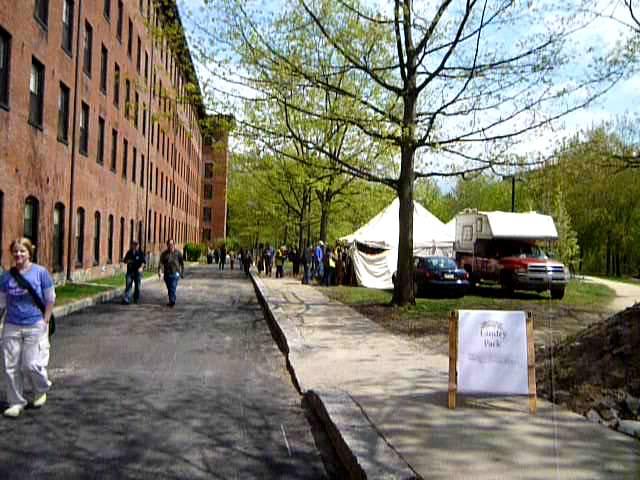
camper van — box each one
[454,209,569,299]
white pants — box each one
[2,320,50,407]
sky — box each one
[177,0,639,188]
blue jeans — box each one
[164,273,179,304]
[123,271,141,303]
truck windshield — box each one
[504,243,548,259]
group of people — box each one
[206,245,237,271]
[0,237,184,418]
[0,235,355,418]
[244,241,355,287]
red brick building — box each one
[0,0,228,281]
[200,114,231,244]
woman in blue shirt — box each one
[0,238,55,418]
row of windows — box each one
[0,192,196,273]
[0,9,201,155]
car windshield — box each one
[426,257,457,270]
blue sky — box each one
[177,0,639,174]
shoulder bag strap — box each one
[9,267,47,315]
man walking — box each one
[122,240,145,304]
[158,239,184,307]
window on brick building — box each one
[0,27,10,110]
[99,45,108,94]
[76,207,85,266]
[204,163,213,178]
[80,102,89,155]
[125,79,130,118]
[204,183,213,200]
[140,154,144,187]
[129,219,134,246]
[93,211,101,265]
[136,36,141,73]
[29,57,45,129]
[142,103,147,136]
[138,221,142,245]
[146,210,151,242]
[155,167,158,195]
[132,146,137,183]
[24,196,39,262]
[113,63,120,108]
[107,214,114,264]
[119,217,125,261]
[83,21,93,77]
[122,138,128,179]
[134,91,139,127]
[116,0,123,41]
[111,129,118,172]
[203,207,212,223]
[153,212,157,243]
[203,228,211,243]
[103,0,111,20]
[53,203,65,272]
[62,0,74,54]
[58,82,70,143]
[34,0,49,29]
[127,19,133,58]
[144,51,148,80]
[97,116,105,164]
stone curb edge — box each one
[250,271,418,480]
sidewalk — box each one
[252,274,640,480]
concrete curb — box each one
[53,276,162,319]
[250,272,417,480]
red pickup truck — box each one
[457,238,568,299]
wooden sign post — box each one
[448,310,536,414]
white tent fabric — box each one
[341,199,454,289]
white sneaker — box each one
[33,393,47,408]
[3,405,24,418]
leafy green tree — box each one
[552,191,580,273]
[190,0,625,305]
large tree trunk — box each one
[393,144,416,306]
[317,188,332,244]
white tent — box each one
[341,198,454,289]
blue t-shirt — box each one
[0,265,55,326]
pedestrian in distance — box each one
[122,240,145,304]
[0,238,55,418]
[219,244,227,271]
[158,239,184,307]
[243,250,253,277]
[275,247,286,278]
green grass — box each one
[323,279,615,315]
[55,284,113,306]
[90,271,156,287]
[54,271,157,306]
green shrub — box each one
[184,242,208,261]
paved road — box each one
[0,266,327,479]
[582,276,640,312]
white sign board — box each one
[457,310,529,395]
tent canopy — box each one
[341,199,454,289]
[341,198,453,249]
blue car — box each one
[395,256,470,298]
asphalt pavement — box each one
[0,266,328,479]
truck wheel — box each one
[550,287,565,300]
